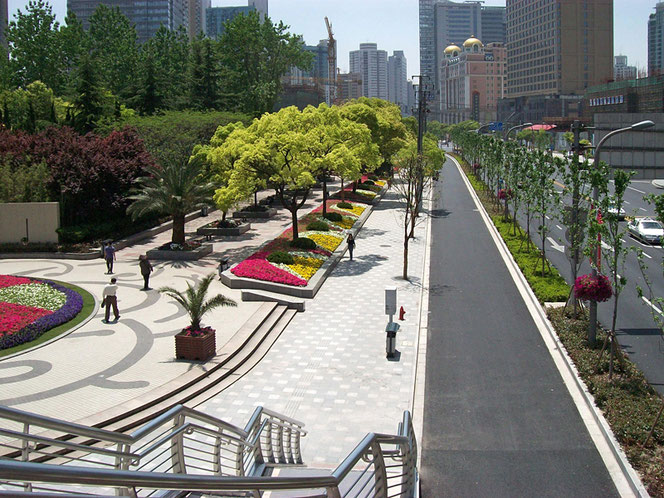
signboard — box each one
[488,122,503,131]
[385,287,397,316]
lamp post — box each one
[504,122,533,141]
[476,123,491,134]
[587,120,655,345]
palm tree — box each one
[127,159,215,245]
[159,274,236,331]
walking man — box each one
[104,242,116,274]
[347,233,356,261]
[139,254,153,290]
[102,277,120,323]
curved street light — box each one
[504,122,533,141]
[588,120,655,344]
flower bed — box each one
[197,219,251,236]
[0,275,84,350]
[230,199,368,286]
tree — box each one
[531,150,559,275]
[219,11,312,114]
[189,37,219,110]
[71,54,105,133]
[159,274,236,331]
[127,156,216,244]
[6,0,64,92]
[132,49,163,115]
[59,11,87,91]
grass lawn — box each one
[0,281,96,358]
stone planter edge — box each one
[146,244,213,261]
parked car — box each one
[606,204,626,221]
[628,217,664,244]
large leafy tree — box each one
[127,157,216,244]
[219,11,312,114]
[6,0,64,92]
[189,37,220,111]
[59,11,87,91]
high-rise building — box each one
[388,51,408,114]
[338,72,363,103]
[419,0,505,120]
[1,0,7,48]
[67,0,188,44]
[499,0,613,124]
[188,0,210,39]
[648,2,664,77]
[205,6,253,39]
[349,43,388,100]
[248,0,268,20]
[614,55,637,81]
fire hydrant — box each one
[399,306,406,321]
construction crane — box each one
[324,16,337,105]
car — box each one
[606,204,626,221]
[628,217,664,244]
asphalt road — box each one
[420,156,617,497]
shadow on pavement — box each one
[332,254,389,277]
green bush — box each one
[267,251,294,264]
[363,179,375,186]
[306,220,329,231]
[323,212,343,222]
[356,183,373,191]
[368,174,379,181]
[337,202,353,209]
[290,237,317,250]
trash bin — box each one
[201,206,209,216]
[218,259,229,277]
[386,322,400,358]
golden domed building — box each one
[439,37,506,124]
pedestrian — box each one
[139,254,153,290]
[347,233,356,261]
[102,277,120,323]
[104,242,116,274]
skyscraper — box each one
[349,43,388,100]
[248,0,268,20]
[499,0,613,123]
[67,0,188,44]
[188,0,211,39]
[388,51,408,114]
[648,2,664,77]
[205,6,253,39]
[614,55,637,81]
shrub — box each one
[368,174,379,181]
[290,237,317,250]
[337,201,353,209]
[267,251,295,264]
[306,220,330,231]
[356,183,373,191]
[323,212,343,222]
[241,204,268,213]
[363,179,375,186]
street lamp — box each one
[475,123,492,134]
[588,120,655,344]
[504,122,533,141]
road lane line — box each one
[642,296,664,316]
[628,186,646,194]
[640,208,647,212]
[556,225,563,230]
[643,252,652,259]
[624,201,631,205]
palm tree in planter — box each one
[127,159,215,246]
[159,274,237,361]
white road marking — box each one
[556,225,562,230]
[639,208,647,212]
[643,252,652,259]
[624,201,631,205]
[601,241,614,252]
[545,215,551,220]
[547,237,565,252]
[642,296,664,316]
[628,186,646,194]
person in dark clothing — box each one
[347,233,356,261]
[139,254,153,290]
[104,242,116,274]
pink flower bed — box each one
[232,255,307,286]
[0,301,53,334]
[0,275,32,289]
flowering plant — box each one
[180,325,215,337]
[498,189,512,200]
[574,274,613,302]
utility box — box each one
[385,287,397,317]
[386,322,400,358]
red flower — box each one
[574,274,613,302]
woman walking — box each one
[347,233,356,261]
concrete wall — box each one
[0,202,60,243]
[594,113,664,180]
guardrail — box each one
[0,407,417,497]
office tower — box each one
[349,43,388,100]
[388,51,408,114]
[338,72,363,102]
[1,0,7,48]
[648,2,664,77]
[206,6,253,39]
[614,55,637,81]
[440,38,506,124]
[188,0,211,39]
[499,0,613,123]
[67,0,188,44]
[248,0,268,20]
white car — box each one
[628,218,664,244]
[606,204,626,221]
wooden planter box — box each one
[146,244,213,260]
[232,207,277,219]
[175,330,216,361]
[197,223,251,237]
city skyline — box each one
[5,0,656,77]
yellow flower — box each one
[335,203,365,217]
[332,217,355,229]
[307,232,344,252]
[287,256,324,280]
[375,180,386,187]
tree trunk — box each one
[322,174,328,216]
[403,237,409,280]
[291,207,299,240]
[172,213,186,244]
[340,177,345,201]
[221,211,227,221]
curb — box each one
[449,154,648,497]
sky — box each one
[6,0,657,76]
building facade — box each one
[248,0,267,20]
[614,55,637,81]
[440,38,506,124]
[188,0,210,39]
[649,2,664,77]
[388,51,408,114]
[205,6,253,39]
[281,40,332,105]
[349,43,388,100]
[67,0,188,44]
[338,72,363,103]
[498,0,613,125]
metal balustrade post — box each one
[275,422,284,464]
[371,441,388,498]
[263,419,274,464]
[21,422,32,493]
[170,414,186,475]
[214,433,222,475]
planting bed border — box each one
[232,208,277,219]
[146,244,213,261]
[197,222,251,237]
[221,185,387,298]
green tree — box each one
[219,11,312,114]
[71,53,105,133]
[132,49,163,115]
[6,0,64,92]
[59,11,87,91]
[189,37,219,110]
[127,157,216,244]
[159,274,236,331]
